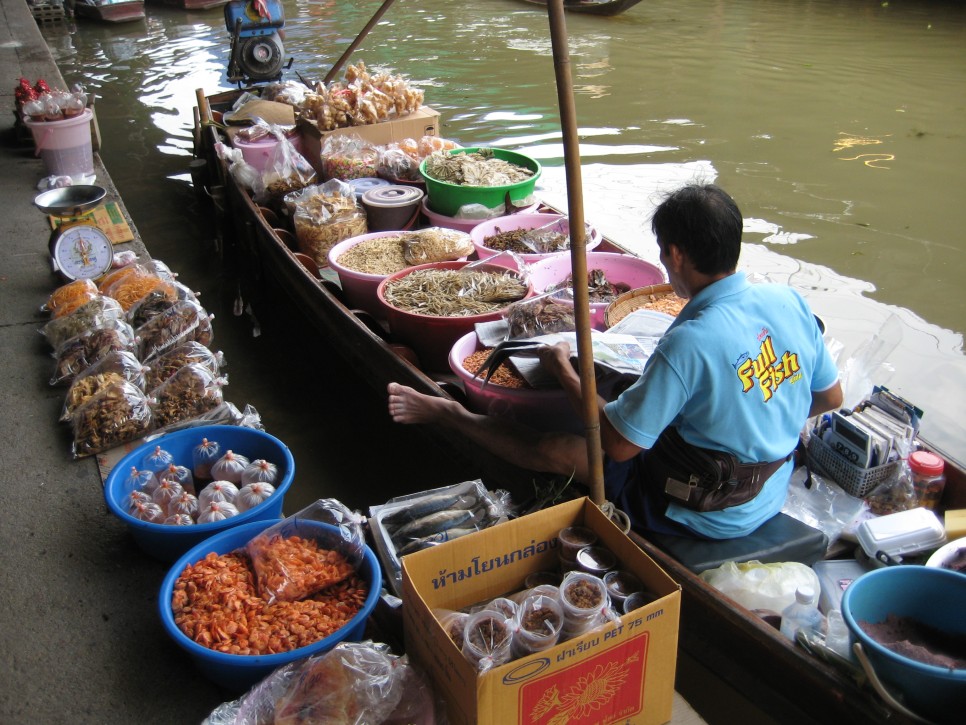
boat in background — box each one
[193,88,963,725]
[514,0,645,17]
[69,0,145,23]
[145,0,228,11]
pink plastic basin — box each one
[328,231,418,319]
[470,212,602,262]
[450,332,617,433]
[420,198,540,235]
[377,261,531,371]
[528,252,665,330]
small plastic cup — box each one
[559,571,609,626]
[576,545,618,576]
[511,593,564,658]
[603,569,643,611]
[509,583,559,605]
[482,596,518,621]
[438,610,469,650]
[558,525,598,560]
[525,570,563,589]
[623,589,660,615]
[462,609,513,670]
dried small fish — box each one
[389,507,484,543]
[422,148,535,187]
[384,268,527,317]
[396,525,481,556]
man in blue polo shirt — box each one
[387,184,843,539]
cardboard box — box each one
[402,497,681,725]
[297,106,440,176]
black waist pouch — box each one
[641,427,790,513]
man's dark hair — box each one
[650,184,743,275]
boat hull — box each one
[71,0,145,23]
[516,0,645,17]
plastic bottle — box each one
[779,585,823,642]
[824,609,852,660]
[908,450,946,510]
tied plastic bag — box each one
[41,294,124,350]
[253,125,318,204]
[70,379,153,458]
[203,641,439,725]
[865,459,920,516]
[401,227,474,265]
[377,135,461,181]
[781,466,868,549]
[126,288,179,329]
[136,299,214,360]
[503,290,577,340]
[143,341,225,392]
[100,264,178,312]
[321,133,379,181]
[216,142,260,192]
[699,560,820,614]
[511,217,586,255]
[61,350,148,421]
[148,363,226,429]
[50,319,138,386]
[245,498,367,604]
[42,278,98,317]
[285,180,367,266]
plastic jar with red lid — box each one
[908,450,945,510]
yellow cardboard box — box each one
[297,105,441,176]
[402,497,681,725]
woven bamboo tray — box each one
[604,283,677,327]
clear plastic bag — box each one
[51,319,137,386]
[143,341,224,392]
[197,480,239,508]
[377,135,460,181]
[235,482,276,512]
[41,294,124,350]
[209,450,249,484]
[149,363,225,429]
[401,227,474,265]
[253,126,318,204]
[70,379,153,458]
[142,444,174,474]
[321,133,379,181]
[461,609,512,672]
[155,463,195,496]
[100,265,177,312]
[61,350,147,421]
[203,642,436,725]
[126,288,179,329]
[241,459,278,486]
[286,180,367,266]
[192,436,221,479]
[864,459,920,516]
[244,498,367,604]
[503,290,577,340]
[516,217,581,254]
[42,278,98,317]
[136,299,214,361]
[217,142,261,192]
[781,466,868,547]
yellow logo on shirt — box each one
[736,335,802,401]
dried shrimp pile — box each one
[463,349,529,389]
[422,149,534,187]
[171,544,368,656]
[297,62,424,131]
[384,269,527,317]
[634,291,686,316]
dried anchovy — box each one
[335,234,408,275]
[53,324,136,385]
[384,269,527,317]
[422,149,534,187]
[127,289,178,329]
[71,380,152,457]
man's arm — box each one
[809,380,844,418]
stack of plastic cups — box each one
[575,546,618,577]
[461,609,513,672]
[483,597,518,622]
[511,592,564,659]
[558,525,598,574]
[559,571,610,639]
[603,570,644,613]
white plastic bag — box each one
[699,560,820,614]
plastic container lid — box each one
[857,506,947,559]
[908,450,944,476]
[348,177,391,200]
[362,185,424,208]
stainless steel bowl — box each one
[34,185,107,217]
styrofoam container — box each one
[842,566,966,723]
[470,212,602,262]
[528,252,666,330]
[159,519,381,691]
[377,261,531,371]
[103,425,295,562]
[327,231,417,319]
[856,506,947,560]
[449,332,618,433]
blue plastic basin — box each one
[103,425,295,562]
[841,565,966,723]
[159,519,381,691]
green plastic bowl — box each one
[419,147,542,217]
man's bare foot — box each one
[387,382,454,424]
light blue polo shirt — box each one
[604,273,840,538]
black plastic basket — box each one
[806,434,900,498]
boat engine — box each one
[225,0,287,85]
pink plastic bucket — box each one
[233,133,304,173]
[25,108,95,179]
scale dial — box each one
[50,224,113,281]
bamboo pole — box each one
[546,0,605,504]
[323,0,399,84]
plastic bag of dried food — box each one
[260,80,310,106]
[136,299,214,361]
[126,288,179,329]
[402,227,474,265]
[144,341,224,392]
[61,351,147,421]
[253,127,318,204]
[321,133,379,181]
[245,498,367,604]
[43,278,99,318]
[101,265,178,313]
[71,379,153,458]
[42,295,124,350]
[50,319,137,386]
[203,642,438,725]
[286,180,367,266]
[149,363,226,429]
[517,217,588,254]
[503,290,577,340]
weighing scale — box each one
[34,185,113,281]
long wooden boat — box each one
[193,89,963,725]
[514,0,645,17]
[70,0,145,23]
[145,0,228,11]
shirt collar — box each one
[668,272,749,330]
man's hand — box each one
[537,341,575,383]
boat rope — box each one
[599,500,631,534]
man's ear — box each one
[666,242,686,272]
